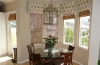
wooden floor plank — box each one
[0,60,79,65]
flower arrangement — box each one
[44,35,58,48]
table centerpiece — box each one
[44,35,58,57]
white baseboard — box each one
[17,59,83,65]
[73,60,83,65]
[17,59,29,64]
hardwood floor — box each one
[0,56,79,65]
[0,60,79,65]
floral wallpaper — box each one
[27,0,92,14]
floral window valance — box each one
[27,0,92,14]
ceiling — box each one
[0,0,16,3]
[30,0,76,3]
[0,0,76,4]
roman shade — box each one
[63,14,75,20]
[78,10,90,17]
[9,13,16,21]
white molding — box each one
[6,10,16,13]
[17,59,29,64]
[72,60,83,65]
[17,59,83,65]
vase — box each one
[48,48,53,58]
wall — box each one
[88,0,100,65]
[16,0,30,62]
[6,1,16,12]
[16,0,90,64]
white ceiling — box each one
[29,0,76,3]
[0,0,76,4]
[0,0,16,3]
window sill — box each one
[79,45,88,49]
[63,43,74,46]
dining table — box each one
[41,48,69,65]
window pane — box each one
[80,16,90,28]
[69,29,74,36]
[81,29,89,36]
[65,36,69,43]
[65,29,70,36]
[69,37,74,43]
[79,16,90,47]
[64,19,74,28]
[64,19,75,44]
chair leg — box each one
[71,60,73,65]
[29,61,31,65]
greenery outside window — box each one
[64,19,75,44]
[79,16,90,48]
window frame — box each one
[79,16,90,49]
[63,18,75,45]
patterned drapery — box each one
[30,13,42,43]
[27,0,92,14]
[47,25,58,37]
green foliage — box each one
[44,35,58,48]
[65,29,89,47]
[98,60,100,65]
[65,29,74,43]
[81,29,89,46]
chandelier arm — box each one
[51,0,52,5]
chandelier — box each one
[43,0,58,25]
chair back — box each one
[68,45,75,52]
[27,44,34,60]
[33,53,41,63]
[60,52,73,65]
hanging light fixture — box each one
[43,0,58,25]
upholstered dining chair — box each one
[27,44,35,65]
[27,44,50,65]
[68,45,75,65]
[59,52,73,65]
[68,45,75,52]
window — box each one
[10,20,17,47]
[64,19,75,44]
[79,16,90,48]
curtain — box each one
[46,25,58,37]
[30,13,42,43]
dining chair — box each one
[27,43,35,65]
[59,52,73,65]
[27,43,51,65]
[68,45,75,52]
[68,45,75,65]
